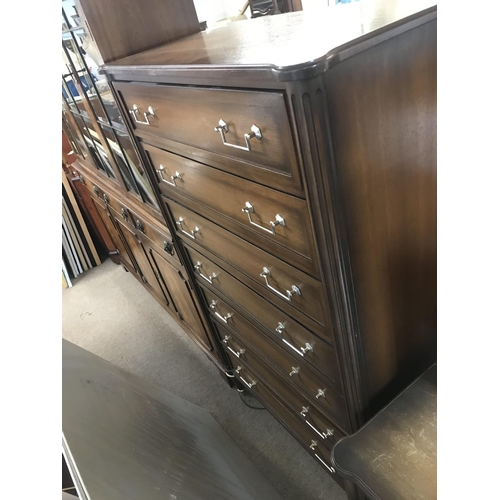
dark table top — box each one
[332,364,437,500]
[62,339,284,500]
[104,0,436,81]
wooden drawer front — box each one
[147,147,313,265]
[227,358,341,479]
[213,312,347,431]
[213,318,348,437]
[168,199,325,326]
[185,245,334,355]
[115,82,302,196]
[201,284,339,387]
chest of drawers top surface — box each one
[102,1,436,82]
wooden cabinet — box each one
[148,247,213,352]
[62,0,225,371]
[65,0,437,494]
[90,196,136,272]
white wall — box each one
[193,0,244,25]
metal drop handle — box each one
[214,119,262,152]
[129,104,155,125]
[241,202,285,235]
[222,335,245,359]
[315,454,335,474]
[210,300,233,324]
[176,217,200,240]
[260,268,301,302]
[239,375,257,389]
[299,406,335,440]
[194,261,217,284]
[156,164,182,186]
[289,366,300,377]
[310,440,318,451]
[275,323,313,357]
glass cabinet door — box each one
[115,131,159,208]
[61,0,159,209]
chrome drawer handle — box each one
[310,440,318,451]
[214,119,262,152]
[194,261,217,284]
[315,454,335,474]
[222,335,246,358]
[299,406,335,440]
[316,389,326,399]
[129,104,155,125]
[242,202,285,235]
[239,375,257,389]
[210,300,233,324]
[176,217,200,240]
[260,268,301,302]
[156,165,182,186]
[275,323,313,357]
[289,366,300,377]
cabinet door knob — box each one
[163,240,174,255]
[135,220,145,233]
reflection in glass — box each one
[62,1,80,31]
[117,132,158,207]
[62,16,123,127]
[63,111,84,158]
[72,114,116,179]
[62,78,79,114]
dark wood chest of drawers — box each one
[71,0,437,490]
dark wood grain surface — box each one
[166,198,326,327]
[200,284,339,384]
[62,339,285,500]
[331,364,436,500]
[325,18,437,416]
[114,83,300,184]
[104,0,436,82]
[158,164,317,272]
[76,0,200,64]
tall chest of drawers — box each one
[99,0,437,487]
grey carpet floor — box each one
[62,259,347,500]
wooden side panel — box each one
[76,0,200,64]
[325,20,437,415]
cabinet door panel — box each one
[114,217,167,301]
[149,247,212,352]
[91,198,136,271]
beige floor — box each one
[62,258,347,500]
